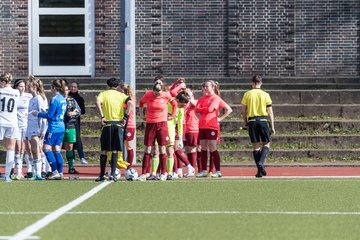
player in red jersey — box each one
[139,80,177,181]
[118,83,136,169]
[183,87,200,172]
[195,80,232,177]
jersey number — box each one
[0,97,15,112]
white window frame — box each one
[29,1,95,76]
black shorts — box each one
[100,121,124,151]
[248,120,271,143]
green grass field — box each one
[1,179,360,240]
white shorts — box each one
[0,126,18,140]
[25,128,41,140]
[15,128,27,141]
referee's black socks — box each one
[100,154,107,177]
[259,146,270,166]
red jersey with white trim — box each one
[196,94,223,130]
[139,91,173,123]
[185,103,199,133]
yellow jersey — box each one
[241,88,272,118]
[97,89,129,121]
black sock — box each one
[100,154,107,177]
[110,152,118,176]
[253,150,261,166]
[259,146,270,166]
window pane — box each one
[40,44,85,66]
[40,15,84,37]
[39,0,84,8]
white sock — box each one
[15,153,23,176]
[33,159,42,176]
[25,154,33,173]
[5,150,15,178]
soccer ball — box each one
[125,168,138,181]
[107,168,121,180]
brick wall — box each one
[136,0,359,78]
[94,0,121,77]
[295,0,359,75]
[0,1,358,78]
[0,1,28,76]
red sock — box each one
[142,153,151,174]
[211,150,221,171]
[127,149,134,168]
[175,150,190,166]
[201,150,208,172]
[173,153,178,172]
[187,152,197,169]
[159,153,167,174]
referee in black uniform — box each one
[241,75,275,177]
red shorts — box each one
[198,128,218,141]
[144,121,170,146]
[184,132,199,147]
[125,128,135,141]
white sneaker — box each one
[138,174,147,181]
[3,176,12,182]
[184,165,195,177]
[172,172,179,179]
[159,174,167,181]
[176,169,183,178]
[196,170,208,178]
[47,172,61,180]
[211,171,222,178]
[80,158,88,164]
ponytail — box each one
[28,75,46,100]
[52,79,68,95]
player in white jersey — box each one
[0,73,19,182]
[25,76,48,180]
[12,79,32,180]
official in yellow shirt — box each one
[241,74,275,178]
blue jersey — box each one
[38,93,66,133]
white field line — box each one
[2,210,360,216]
[8,181,111,240]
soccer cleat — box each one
[46,172,53,178]
[172,172,179,179]
[13,174,23,180]
[95,176,106,182]
[35,175,44,180]
[3,176,12,182]
[255,169,263,178]
[41,171,47,178]
[68,168,79,174]
[138,174,147,182]
[47,172,61,180]
[159,174,167,181]
[211,172,222,178]
[176,169,183,178]
[184,166,195,177]
[25,172,33,179]
[260,166,267,176]
[196,171,208,178]
[80,158,88,164]
[108,175,117,182]
[146,174,158,181]
[59,173,64,180]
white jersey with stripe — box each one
[17,92,32,129]
[0,86,19,128]
[27,95,48,135]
